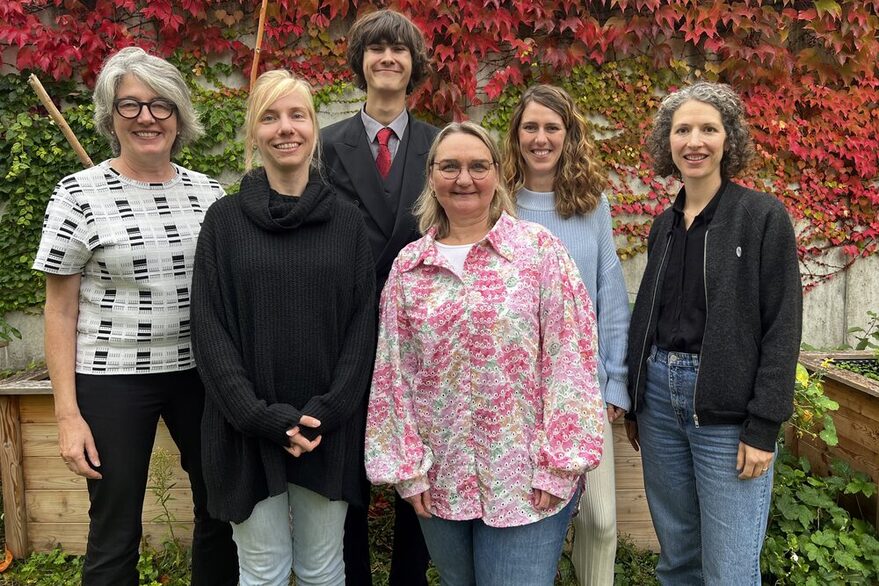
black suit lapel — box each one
[374,120,435,279]
[332,119,395,239]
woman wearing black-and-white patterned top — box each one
[32,47,237,586]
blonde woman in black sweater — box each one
[191,70,376,586]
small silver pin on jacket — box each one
[736,246,742,257]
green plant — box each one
[613,535,659,585]
[833,358,879,382]
[147,447,182,545]
[3,546,84,585]
[787,362,839,447]
[762,452,879,585]
[846,310,879,353]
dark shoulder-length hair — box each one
[647,82,754,179]
[346,9,430,95]
[502,84,607,218]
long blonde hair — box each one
[503,84,606,218]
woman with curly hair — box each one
[502,84,629,586]
[625,82,802,585]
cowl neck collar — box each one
[239,168,334,231]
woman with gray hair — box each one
[625,82,802,584]
[33,46,237,585]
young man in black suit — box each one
[321,9,438,586]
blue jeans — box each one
[638,347,774,586]
[418,494,576,586]
[231,483,348,586]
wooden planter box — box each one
[0,373,658,557]
[794,351,879,528]
[0,371,192,557]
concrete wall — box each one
[5,252,875,372]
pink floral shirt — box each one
[365,213,605,527]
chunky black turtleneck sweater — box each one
[191,168,376,523]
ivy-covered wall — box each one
[1,0,878,361]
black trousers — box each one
[344,490,431,586]
[76,369,238,586]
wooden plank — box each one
[22,423,183,459]
[0,382,53,396]
[825,379,879,422]
[617,522,660,551]
[19,395,55,423]
[28,522,194,555]
[0,370,50,396]
[0,395,29,557]
[799,351,879,400]
[611,420,656,548]
[830,406,879,455]
[27,488,196,524]
[23,456,191,490]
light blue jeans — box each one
[638,347,774,586]
[418,494,577,586]
[231,483,348,586]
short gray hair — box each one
[647,82,754,180]
[93,47,203,157]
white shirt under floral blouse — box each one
[365,213,605,527]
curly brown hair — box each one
[502,84,607,218]
[647,82,754,179]
[346,9,430,95]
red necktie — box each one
[376,127,394,179]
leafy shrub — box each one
[762,454,879,585]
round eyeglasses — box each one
[431,161,495,181]
[113,98,177,120]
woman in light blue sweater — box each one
[502,84,630,586]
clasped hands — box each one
[285,414,322,457]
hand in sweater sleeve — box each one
[594,197,631,412]
[299,216,377,437]
[531,236,605,499]
[191,207,302,446]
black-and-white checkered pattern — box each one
[33,161,224,374]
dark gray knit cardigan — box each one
[191,168,376,523]
[627,181,802,451]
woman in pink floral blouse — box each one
[365,121,606,585]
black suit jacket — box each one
[321,112,439,292]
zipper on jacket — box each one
[692,226,712,428]
[633,231,674,414]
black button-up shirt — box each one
[655,181,727,354]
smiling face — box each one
[362,41,412,96]
[112,74,177,166]
[430,132,498,229]
[670,99,727,187]
[517,100,567,190]
[254,89,315,179]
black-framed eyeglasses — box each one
[431,160,495,180]
[113,98,177,120]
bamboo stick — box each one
[27,74,94,168]
[250,0,270,88]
